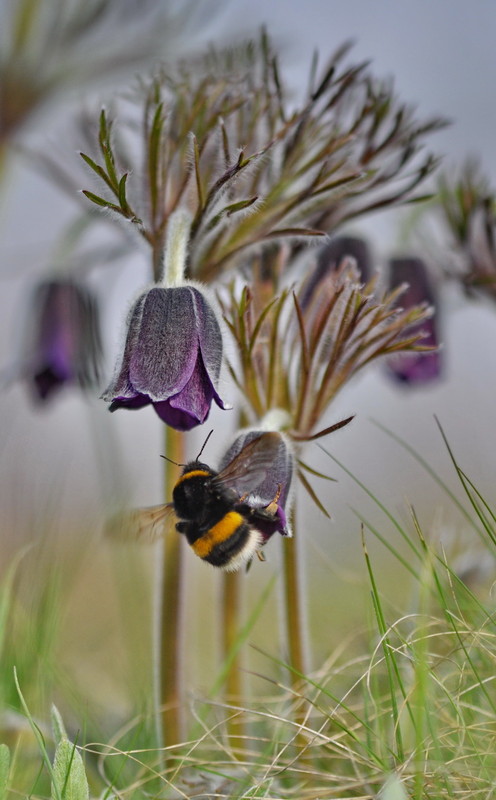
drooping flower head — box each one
[21,278,102,402]
[101,210,229,430]
[101,284,228,430]
[218,425,294,543]
[386,257,441,384]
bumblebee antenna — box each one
[196,429,214,461]
[160,429,214,468]
[160,455,186,467]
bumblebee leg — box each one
[265,484,282,516]
[256,550,266,562]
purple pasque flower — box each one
[387,257,441,384]
[102,284,228,431]
[300,235,372,309]
[219,428,294,543]
[22,278,102,402]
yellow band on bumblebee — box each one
[192,511,244,558]
[174,469,211,486]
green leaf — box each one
[297,459,337,482]
[403,192,436,204]
[148,101,165,218]
[263,227,326,239]
[248,295,279,355]
[79,152,107,182]
[81,190,121,212]
[98,109,119,191]
[51,739,89,800]
[224,196,259,216]
[294,415,355,442]
[192,134,204,210]
[292,292,310,376]
[117,173,128,209]
[204,197,259,233]
[51,705,68,746]
[0,744,10,800]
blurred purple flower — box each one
[300,235,372,309]
[219,429,293,543]
[21,278,102,402]
[102,285,228,431]
[387,257,441,384]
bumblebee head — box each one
[180,460,212,476]
[172,461,217,520]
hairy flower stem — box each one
[221,571,246,755]
[281,503,308,681]
[222,572,243,701]
[158,425,185,748]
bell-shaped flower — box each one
[218,426,294,544]
[101,284,228,431]
[19,278,103,402]
[386,257,441,384]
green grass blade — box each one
[14,667,60,799]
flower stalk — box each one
[281,502,307,678]
[163,210,192,287]
[221,571,243,703]
[158,425,185,748]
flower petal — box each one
[255,505,288,542]
[101,292,147,401]
[168,350,217,423]
[129,287,199,400]
[109,393,151,412]
[190,287,224,387]
[152,400,201,431]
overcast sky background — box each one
[1,0,496,572]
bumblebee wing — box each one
[105,503,176,542]
[214,432,281,495]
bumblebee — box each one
[136,432,288,571]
